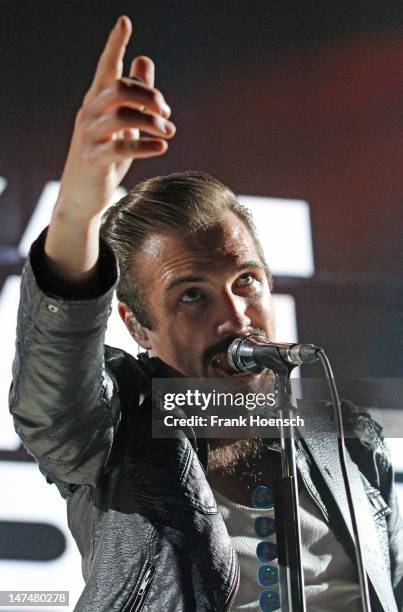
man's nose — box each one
[215,292,252,336]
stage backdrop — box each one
[1,2,402,609]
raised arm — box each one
[9,16,175,487]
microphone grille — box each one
[227,337,244,372]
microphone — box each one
[227,335,320,375]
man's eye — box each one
[181,288,203,303]
[238,273,255,286]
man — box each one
[9,16,403,611]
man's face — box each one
[130,210,276,379]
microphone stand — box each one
[227,335,372,611]
[272,365,306,612]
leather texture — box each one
[298,403,399,612]
[9,234,403,611]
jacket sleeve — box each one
[9,228,121,488]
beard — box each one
[206,368,277,476]
[208,437,265,476]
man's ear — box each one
[117,303,152,350]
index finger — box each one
[89,16,132,95]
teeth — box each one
[211,354,224,366]
[211,354,236,374]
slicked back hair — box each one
[101,170,272,329]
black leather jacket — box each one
[9,233,403,611]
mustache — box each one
[202,327,267,371]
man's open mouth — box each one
[208,354,254,377]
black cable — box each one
[316,348,372,612]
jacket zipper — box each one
[204,440,211,475]
[127,563,156,612]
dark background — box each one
[1,0,402,379]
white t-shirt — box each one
[213,487,362,611]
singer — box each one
[9,16,402,612]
